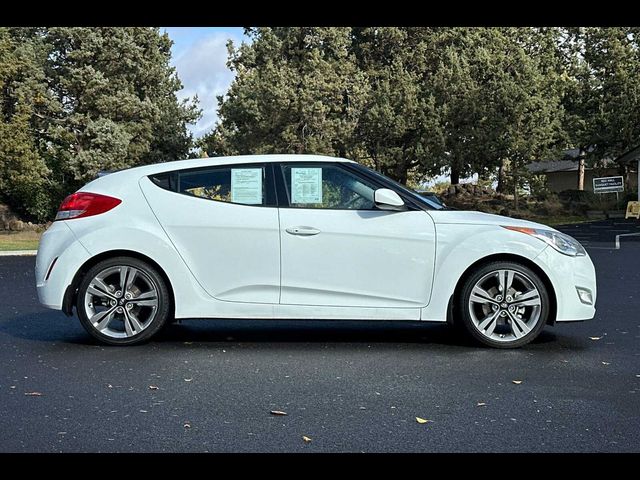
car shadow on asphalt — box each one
[2,314,575,350]
[154,319,565,349]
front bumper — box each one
[534,245,597,322]
[35,222,91,310]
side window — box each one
[282,164,377,210]
[150,165,270,206]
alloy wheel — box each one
[467,268,542,343]
[83,265,159,339]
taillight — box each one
[55,192,121,221]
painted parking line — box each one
[0,250,37,256]
[615,232,640,249]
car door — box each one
[140,162,280,304]
[277,162,436,308]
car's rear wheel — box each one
[458,261,549,348]
[76,256,170,345]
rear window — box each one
[149,164,276,207]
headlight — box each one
[502,226,586,257]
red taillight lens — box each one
[55,192,121,221]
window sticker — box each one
[231,168,263,204]
[291,167,322,204]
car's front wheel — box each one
[458,261,549,348]
[76,256,171,345]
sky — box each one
[162,27,247,138]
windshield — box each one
[351,163,445,210]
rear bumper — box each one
[534,246,597,322]
[35,222,91,310]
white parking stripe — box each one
[615,233,640,250]
[0,250,37,256]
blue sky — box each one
[162,27,248,138]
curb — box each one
[0,250,37,256]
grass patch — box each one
[0,230,42,251]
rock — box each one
[8,219,25,231]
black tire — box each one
[457,261,549,349]
[76,256,171,346]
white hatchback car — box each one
[36,155,596,348]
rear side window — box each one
[150,164,276,206]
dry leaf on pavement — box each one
[24,392,42,396]
[415,417,432,424]
[589,336,602,341]
[270,410,287,416]
[602,361,611,365]
[184,423,191,429]
[184,378,193,382]
[512,380,523,385]
[302,436,312,443]
[149,385,159,390]
[477,402,487,407]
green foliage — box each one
[0,28,52,220]
[201,28,367,159]
[561,28,640,165]
[0,27,200,222]
[203,27,567,187]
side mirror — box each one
[374,188,406,211]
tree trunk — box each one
[513,172,519,211]
[497,160,505,193]
[450,165,460,185]
[577,155,585,191]
[394,165,408,185]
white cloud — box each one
[171,31,243,138]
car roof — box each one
[136,154,355,175]
[82,155,357,192]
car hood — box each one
[427,210,556,231]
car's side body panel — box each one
[139,176,281,304]
[419,221,549,321]
[278,208,436,308]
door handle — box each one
[286,226,321,236]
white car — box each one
[35,155,597,348]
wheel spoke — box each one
[470,286,498,306]
[132,290,157,307]
[511,289,540,307]
[91,307,116,331]
[124,267,138,292]
[508,311,531,339]
[87,284,115,301]
[498,270,514,293]
[123,310,144,336]
[477,311,500,336]
[120,266,129,291]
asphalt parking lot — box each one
[0,219,639,453]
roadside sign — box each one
[593,176,624,193]
[626,201,640,219]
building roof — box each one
[527,160,585,173]
[527,148,616,174]
[616,145,640,166]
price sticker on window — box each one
[291,168,322,204]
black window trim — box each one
[148,162,278,208]
[344,162,437,211]
[275,161,422,211]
